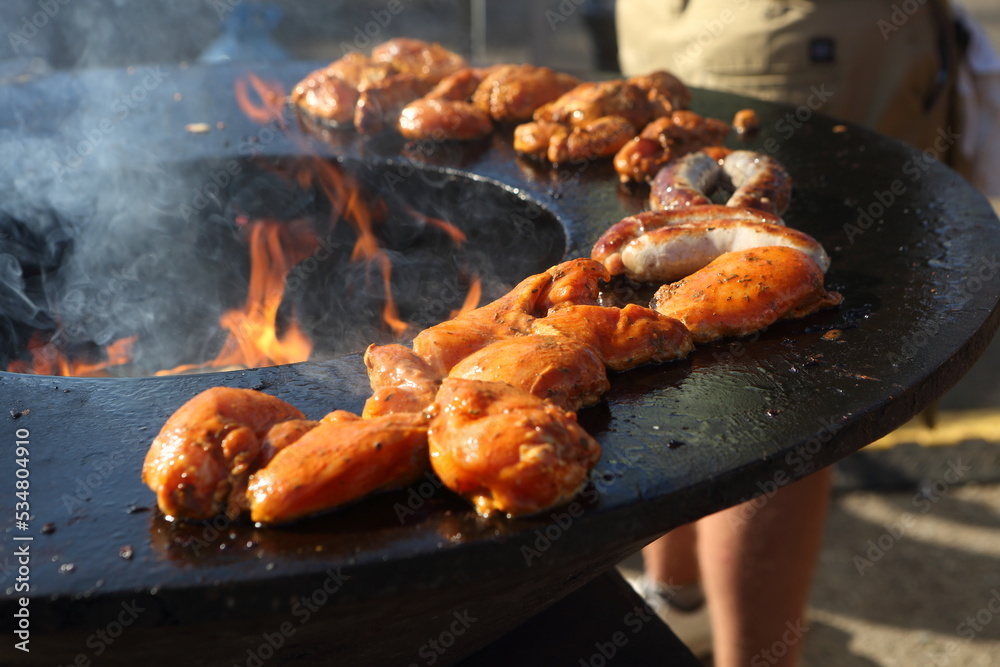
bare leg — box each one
[698,467,832,667]
[642,521,699,588]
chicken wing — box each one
[533,79,654,128]
[448,335,609,412]
[411,258,608,374]
[370,37,467,85]
[650,246,843,343]
[398,98,494,141]
[248,411,430,524]
[627,70,692,113]
[428,378,601,517]
[292,38,466,135]
[362,343,439,418]
[530,303,693,372]
[142,387,305,520]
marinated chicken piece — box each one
[290,53,371,126]
[411,258,607,374]
[370,37,467,85]
[530,303,693,372]
[472,64,581,122]
[293,39,466,134]
[398,98,494,140]
[513,120,568,158]
[248,411,430,524]
[650,246,843,343]
[355,73,431,135]
[428,378,601,517]
[422,67,488,101]
[533,79,655,129]
[628,70,692,113]
[614,111,731,183]
[142,387,305,520]
[448,335,610,412]
[362,343,440,418]
[258,419,321,467]
[546,116,637,164]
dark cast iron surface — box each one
[2,62,999,665]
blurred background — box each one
[2,1,999,664]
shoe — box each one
[627,574,713,659]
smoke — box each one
[0,1,564,375]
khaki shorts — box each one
[616,0,958,159]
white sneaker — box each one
[628,574,713,659]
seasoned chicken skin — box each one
[428,378,601,517]
[530,303,693,372]
[398,98,494,141]
[448,335,610,412]
[533,79,656,129]
[370,37,467,84]
[650,246,843,343]
[248,411,430,524]
[411,258,607,374]
[141,387,305,520]
[362,343,439,418]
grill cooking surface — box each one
[2,63,999,666]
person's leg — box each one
[697,467,833,667]
[642,521,699,588]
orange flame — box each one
[449,277,482,320]
[234,74,287,126]
[156,219,318,375]
[7,335,137,377]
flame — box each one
[6,75,478,377]
[7,335,137,378]
[156,219,318,376]
[234,74,287,126]
[449,277,482,320]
